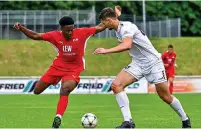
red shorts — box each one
[40,66,81,86]
[166,71,175,79]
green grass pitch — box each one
[0,93,200,128]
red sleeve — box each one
[83,27,96,38]
[41,31,57,45]
[172,53,177,64]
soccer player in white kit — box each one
[94,7,191,128]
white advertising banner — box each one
[71,77,148,94]
[0,77,148,94]
[148,77,201,93]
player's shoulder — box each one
[121,21,137,28]
[74,27,92,31]
[45,30,61,35]
[73,27,92,36]
[163,51,168,55]
[119,21,138,34]
[121,21,132,25]
[173,52,177,56]
[73,28,91,34]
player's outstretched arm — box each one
[95,23,106,34]
[93,37,132,54]
[115,5,122,18]
[13,22,43,40]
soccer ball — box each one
[81,113,98,128]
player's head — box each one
[99,7,118,30]
[59,16,74,39]
[168,44,174,53]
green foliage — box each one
[0,1,200,35]
[0,38,200,76]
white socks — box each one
[56,114,62,118]
[116,92,187,121]
[169,96,188,121]
[116,91,132,121]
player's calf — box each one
[33,80,50,95]
[156,82,189,127]
[53,80,77,128]
[158,92,173,104]
[155,82,173,104]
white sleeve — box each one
[121,23,138,39]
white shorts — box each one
[123,59,167,84]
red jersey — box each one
[162,51,177,73]
[41,27,96,72]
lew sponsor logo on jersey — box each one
[63,45,72,52]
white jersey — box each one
[115,21,161,67]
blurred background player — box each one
[94,7,191,128]
[162,45,177,94]
[13,16,106,128]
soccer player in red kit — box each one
[162,45,177,94]
[13,16,106,128]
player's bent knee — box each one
[168,78,174,83]
[60,86,73,95]
[111,83,117,91]
[111,83,124,92]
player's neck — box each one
[113,20,120,31]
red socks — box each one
[56,96,68,116]
[169,82,173,94]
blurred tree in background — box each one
[0,1,200,36]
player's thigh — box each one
[60,72,80,95]
[36,67,62,94]
[41,67,62,85]
[60,80,78,95]
[113,65,140,89]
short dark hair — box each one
[59,16,74,26]
[99,7,116,20]
[168,44,173,48]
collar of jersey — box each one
[60,31,75,41]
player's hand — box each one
[115,5,122,18]
[93,48,108,54]
[13,22,22,30]
[175,63,178,68]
